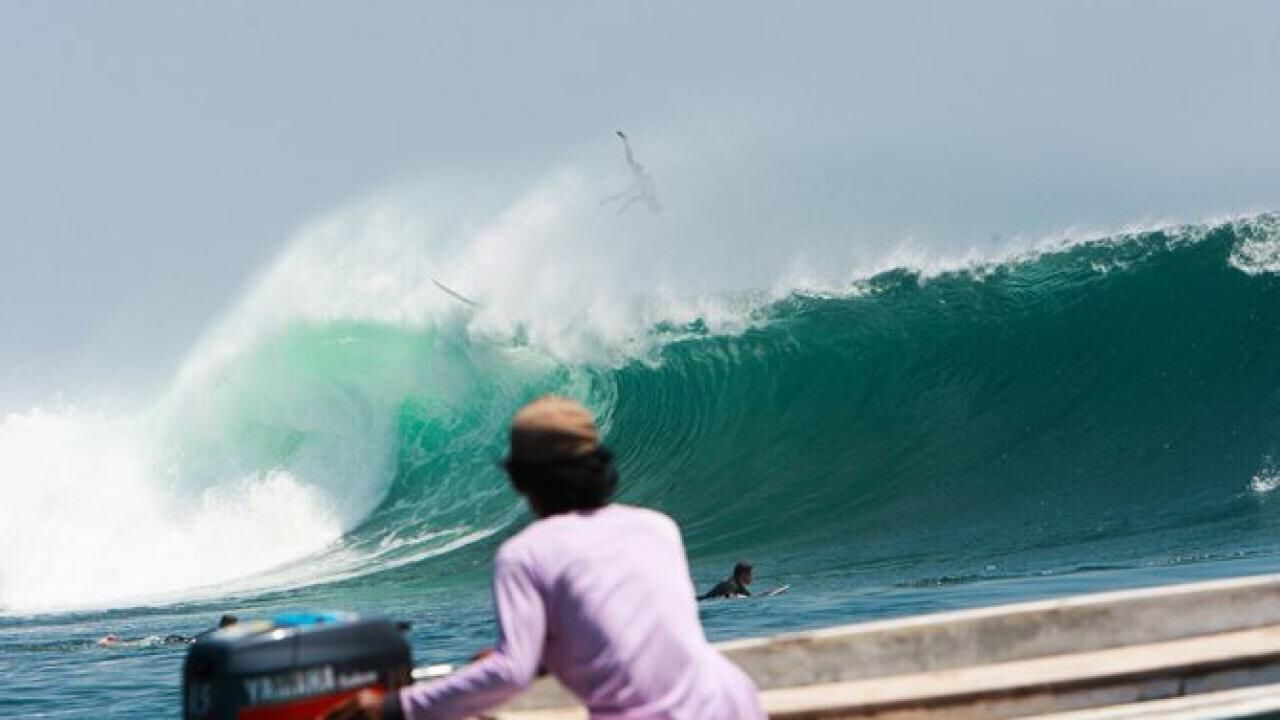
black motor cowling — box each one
[182,612,411,720]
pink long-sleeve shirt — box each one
[395,504,764,720]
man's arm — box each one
[393,552,547,720]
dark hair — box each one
[505,447,618,516]
[218,614,238,628]
[733,561,753,577]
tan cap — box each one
[507,396,600,464]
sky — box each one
[2,0,1278,407]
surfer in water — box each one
[699,561,754,600]
[97,613,238,647]
[96,633,195,648]
[600,130,662,215]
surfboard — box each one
[760,585,790,597]
[430,277,480,308]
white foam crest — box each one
[810,211,1279,298]
[1250,457,1280,496]
[176,159,1277,388]
[1229,215,1280,275]
[0,408,344,613]
[175,167,785,382]
[173,202,454,392]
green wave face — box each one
[606,217,1280,579]
[163,215,1280,594]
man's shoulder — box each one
[497,524,543,564]
[500,505,677,554]
[607,505,684,544]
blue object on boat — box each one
[270,611,351,628]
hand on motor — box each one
[320,688,385,720]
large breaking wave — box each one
[3,194,1279,613]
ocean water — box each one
[4,213,1280,717]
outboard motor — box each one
[182,612,412,720]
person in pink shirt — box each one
[326,396,764,720]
